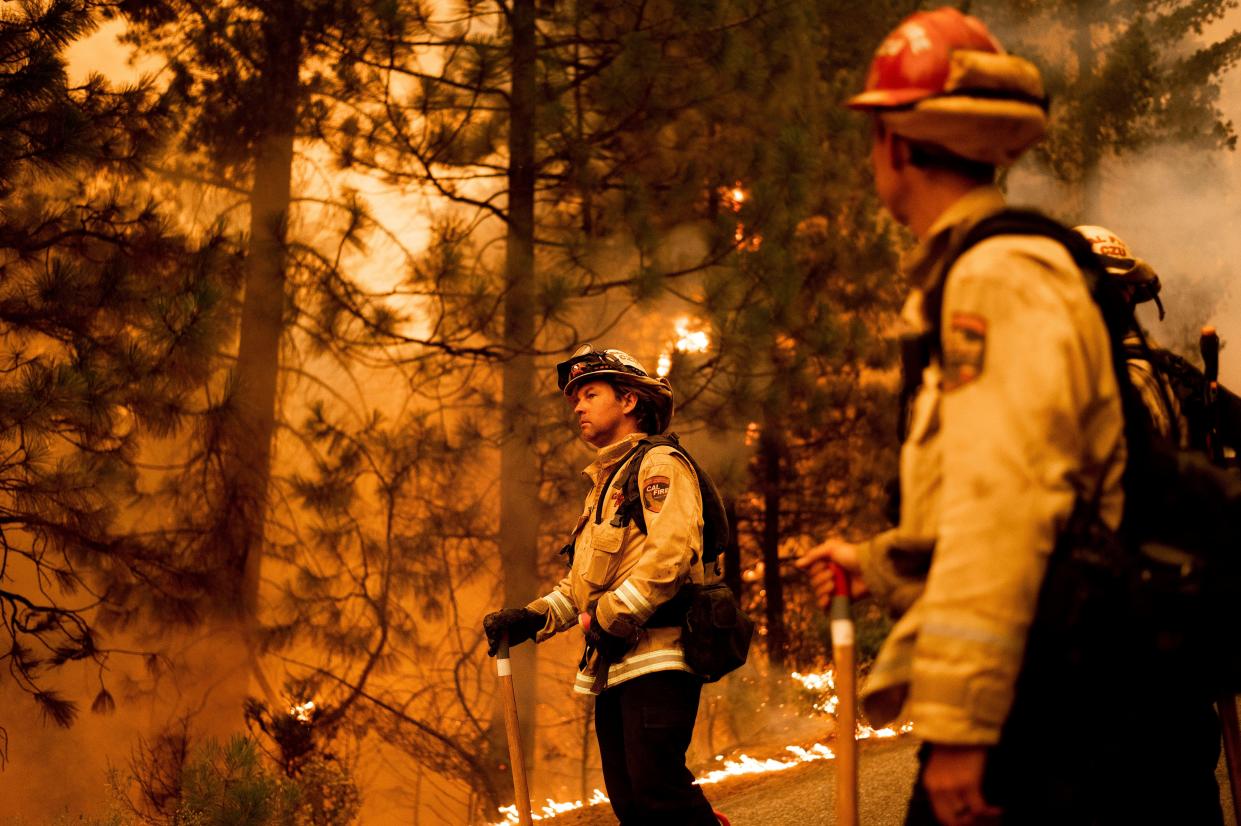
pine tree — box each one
[678,0,910,667]
[975,0,1241,217]
[0,0,239,733]
[112,0,438,730]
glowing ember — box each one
[289,699,316,722]
[720,181,749,213]
[656,352,672,378]
[733,224,763,251]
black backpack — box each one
[568,434,754,683]
[917,210,1241,692]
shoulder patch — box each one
[642,475,671,512]
[942,312,987,392]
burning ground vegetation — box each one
[490,664,913,825]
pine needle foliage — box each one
[975,0,1241,214]
[0,0,241,730]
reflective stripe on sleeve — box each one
[614,580,655,621]
[545,591,578,629]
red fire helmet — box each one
[848,7,1003,110]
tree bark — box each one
[206,1,301,729]
[493,0,541,799]
[759,424,788,665]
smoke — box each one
[1008,143,1241,388]
[998,9,1241,390]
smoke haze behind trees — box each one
[988,0,1241,387]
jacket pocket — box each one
[583,525,626,587]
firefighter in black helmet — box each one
[484,346,727,826]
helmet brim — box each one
[880,97,1047,166]
[846,87,935,110]
[563,369,643,397]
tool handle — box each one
[1201,326,1220,384]
[829,562,852,600]
[829,562,859,826]
[497,632,533,826]
[1218,695,1241,826]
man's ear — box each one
[619,389,638,416]
[889,132,908,172]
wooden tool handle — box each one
[497,634,533,826]
[1218,695,1241,826]
[830,563,859,826]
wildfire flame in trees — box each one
[489,670,912,824]
[656,316,712,378]
[289,700,316,723]
[675,317,710,354]
[721,181,762,251]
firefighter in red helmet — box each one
[799,7,1224,825]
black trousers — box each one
[594,670,719,826]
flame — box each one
[790,669,913,739]
[289,699,316,722]
[721,181,748,213]
[656,317,711,378]
[719,182,762,250]
[674,317,710,354]
[494,789,610,823]
[488,670,913,824]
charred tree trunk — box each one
[493,0,541,799]
[759,424,788,665]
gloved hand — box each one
[583,602,639,660]
[483,607,546,657]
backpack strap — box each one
[594,443,646,526]
[608,434,730,567]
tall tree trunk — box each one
[493,0,541,799]
[207,3,301,729]
[759,424,788,665]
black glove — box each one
[483,607,546,657]
[583,603,638,660]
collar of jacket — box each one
[583,431,650,483]
[902,184,1006,297]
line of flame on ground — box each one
[492,669,911,824]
